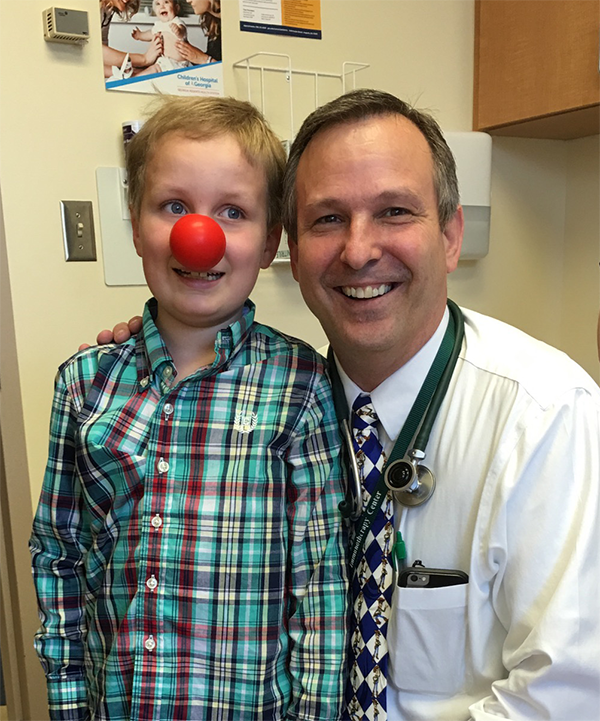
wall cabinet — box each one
[474,0,600,139]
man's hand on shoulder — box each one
[78,316,143,352]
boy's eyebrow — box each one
[147,183,261,205]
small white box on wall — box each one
[43,7,89,44]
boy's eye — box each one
[166,201,187,216]
[223,207,243,220]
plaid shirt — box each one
[31,299,348,721]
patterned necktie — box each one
[346,394,394,721]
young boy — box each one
[30,96,348,721]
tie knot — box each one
[352,394,379,430]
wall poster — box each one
[239,0,321,39]
[101,0,223,95]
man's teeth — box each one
[341,284,392,299]
[176,269,222,280]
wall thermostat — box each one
[43,7,89,44]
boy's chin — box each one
[155,303,245,335]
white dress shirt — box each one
[335,306,600,720]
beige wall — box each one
[561,135,600,376]
[0,0,598,716]
[449,137,568,346]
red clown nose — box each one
[170,214,226,272]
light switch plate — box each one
[60,200,97,261]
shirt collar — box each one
[334,306,449,452]
[135,298,257,389]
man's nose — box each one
[339,218,382,269]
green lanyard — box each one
[329,300,461,572]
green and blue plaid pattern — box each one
[31,299,348,721]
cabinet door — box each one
[474,0,600,138]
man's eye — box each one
[315,214,339,225]
[385,207,410,217]
[166,201,186,215]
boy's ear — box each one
[130,209,143,258]
[260,224,282,269]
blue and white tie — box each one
[347,394,394,721]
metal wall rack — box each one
[233,52,369,139]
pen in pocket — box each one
[394,531,407,581]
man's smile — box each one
[340,283,393,299]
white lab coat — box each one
[339,307,600,720]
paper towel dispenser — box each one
[444,131,492,260]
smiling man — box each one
[287,110,462,392]
[283,89,600,721]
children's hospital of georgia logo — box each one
[234,410,258,434]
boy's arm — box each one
[30,368,92,721]
[285,374,349,721]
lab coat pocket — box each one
[388,583,468,695]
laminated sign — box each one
[101,0,224,96]
[239,0,321,39]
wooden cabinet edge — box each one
[475,104,600,141]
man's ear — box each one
[130,209,143,258]
[288,236,299,282]
[443,206,464,274]
[260,224,282,269]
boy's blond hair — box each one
[127,96,286,230]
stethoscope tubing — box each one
[410,300,464,456]
[332,300,465,520]
[341,419,363,521]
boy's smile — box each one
[131,132,280,364]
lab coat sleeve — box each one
[284,371,349,721]
[30,365,93,721]
[470,386,600,720]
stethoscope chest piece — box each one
[384,452,436,507]
[330,300,464,521]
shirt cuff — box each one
[46,676,90,721]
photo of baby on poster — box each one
[101,0,223,96]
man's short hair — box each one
[282,88,460,241]
[127,96,286,230]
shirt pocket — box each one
[388,582,468,695]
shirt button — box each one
[164,403,174,416]
[157,458,169,473]
[140,377,149,388]
[144,635,156,652]
[151,514,163,529]
[163,366,173,379]
[146,575,158,591]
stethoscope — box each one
[330,300,465,521]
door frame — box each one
[0,181,49,721]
